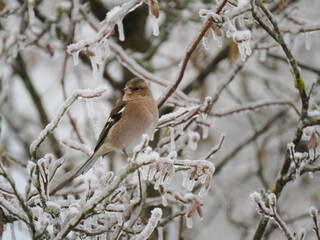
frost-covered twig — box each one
[309,207,320,240]
[67,0,143,54]
[135,208,162,240]
[251,0,308,109]
[157,97,212,148]
[213,100,300,117]
[211,61,244,107]
[250,192,295,240]
[30,86,107,161]
[60,138,93,157]
[204,133,225,160]
[157,0,229,108]
[137,149,215,197]
[54,160,151,239]
[75,9,190,102]
[0,153,27,168]
[0,164,36,237]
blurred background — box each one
[1,0,320,239]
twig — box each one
[54,161,148,239]
[109,41,190,102]
[0,153,27,168]
[250,2,311,239]
[67,0,143,54]
[309,207,320,240]
[251,192,295,240]
[13,54,62,158]
[0,164,37,238]
[60,52,84,144]
[215,111,286,174]
[157,0,229,108]
[29,86,108,161]
[212,100,300,117]
[204,133,226,160]
[267,53,320,75]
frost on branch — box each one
[135,208,162,240]
[199,9,252,61]
[67,0,161,77]
[30,86,107,160]
[250,192,296,240]
[136,148,215,197]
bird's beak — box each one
[123,87,133,94]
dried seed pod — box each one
[210,22,222,37]
[149,0,160,19]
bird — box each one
[75,78,159,176]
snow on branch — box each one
[250,192,295,240]
[30,86,107,161]
[60,138,93,157]
[67,0,143,54]
[136,148,215,197]
[135,208,162,240]
[309,206,320,239]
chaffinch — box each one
[75,78,159,176]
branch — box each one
[157,0,229,108]
[54,161,144,239]
[251,192,295,240]
[0,164,36,237]
[30,86,108,161]
[67,0,143,54]
[213,100,300,117]
[109,41,190,102]
[13,54,62,158]
[215,111,286,174]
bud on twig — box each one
[149,0,160,19]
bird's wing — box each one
[93,99,126,153]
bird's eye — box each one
[132,87,139,91]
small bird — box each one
[75,78,159,176]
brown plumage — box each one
[75,78,159,176]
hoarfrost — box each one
[305,32,311,50]
[72,50,80,66]
[117,21,125,41]
[28,0,36,25]
[150,15,160,36]
[186,216,193,228]
[135,208,162,240]
[187,130,200,151]
[202,36,209,50]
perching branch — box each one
[30,86,108,161]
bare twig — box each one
[213,100,300,117]
[157,0,229,108]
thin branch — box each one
[0,164,37,238]
[267,53,320,75]
[157,0,229,108]
[30,86,108,161]
[215,111,286,174]
[213,100,300,117]
[12,54,62,158]
[60,52,84,144]
[67,0,143,54]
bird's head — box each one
[122,78,152,101]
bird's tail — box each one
[75,155,99,177]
